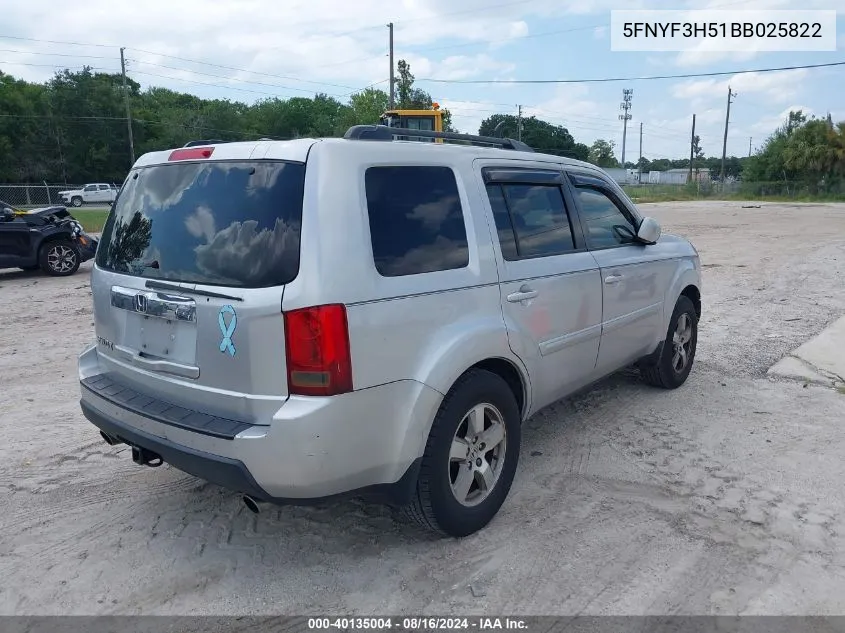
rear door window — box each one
[486,183,576,260]
[96,160,305,288]
[364,165,469,277]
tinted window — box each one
[574,187,637,249]
[406,117,434,131]
[99,185,110,190]
[84,185,96,192]
[96,161,305,288]
[365,166,469,277]
[487,183,575,259]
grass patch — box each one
[623,183,845,204]
[70,208,110,233]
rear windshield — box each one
[96,160,305,288]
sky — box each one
[1,0,844,160]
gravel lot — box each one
[2,201,845,616]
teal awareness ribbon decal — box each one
[218,305,237,356]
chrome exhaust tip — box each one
[100,431,119,446]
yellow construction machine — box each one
[379,103,443,142]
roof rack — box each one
[343,125,534,152]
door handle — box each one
[507,285,538,303]
[604,274,624,285]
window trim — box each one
[487,180,583,262]
[564,170,644,252]
[482,167,564,187]
[363,164,471,279]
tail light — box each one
[284,304,352,396]
[168,147,214,161]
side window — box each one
[364,166,469,277]
[98,184,110,191]
[486,183,576,260]
[573,186,637,250]
[84,185,96,192]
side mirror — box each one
[0,207,14,222]
[637,216,661,244]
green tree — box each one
[478,114,588,159]
[347,87,390,126]
[588,139,618,167]
[782,119,845,191]
[692,135,704,162]
[393,59,456,132]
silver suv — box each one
[78,126,701,537]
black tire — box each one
[71,196,83,207]
[404,369,521,537]
[39,240,81,276]
[641,295,698,389]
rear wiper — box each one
[145,279,243,302]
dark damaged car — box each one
[0,200,98,276]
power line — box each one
[0,34,116,48]
[0,60,118,72]
[126,54,360,90]
[418,60,845,84]
[129,70,313,98]
[0,48,116,60]
[127,59,355,96]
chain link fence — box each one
[0,184,87,209]
[623,180,845,202]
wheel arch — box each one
[461,356,529,422]
[34,229,75,255]
[665,261,701,326]
[680,283,701,319]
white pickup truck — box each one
[58,183,118,207]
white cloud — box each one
[429,54,516,81]
[750,105,815,134]
[194,218,300,285]
[671,69,809,104]
[0,0,547,93]
[593,26,607,39]
[674,50,758,68]
[436,99,507,135]
[185,206,217,243]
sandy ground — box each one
[1,200,845,616]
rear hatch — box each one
[90,147,306,423]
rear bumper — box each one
[81,398,272,501]
[78,345,442,504]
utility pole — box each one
[748,136,752,158]
[619,89,633,168]
[720,85,737,181]
[387,23,395,110]
[120,47,135,165]
[517,104,522,141]
[688,113,696,182]
[638,122,643,182]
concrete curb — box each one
[768,315,845,390]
